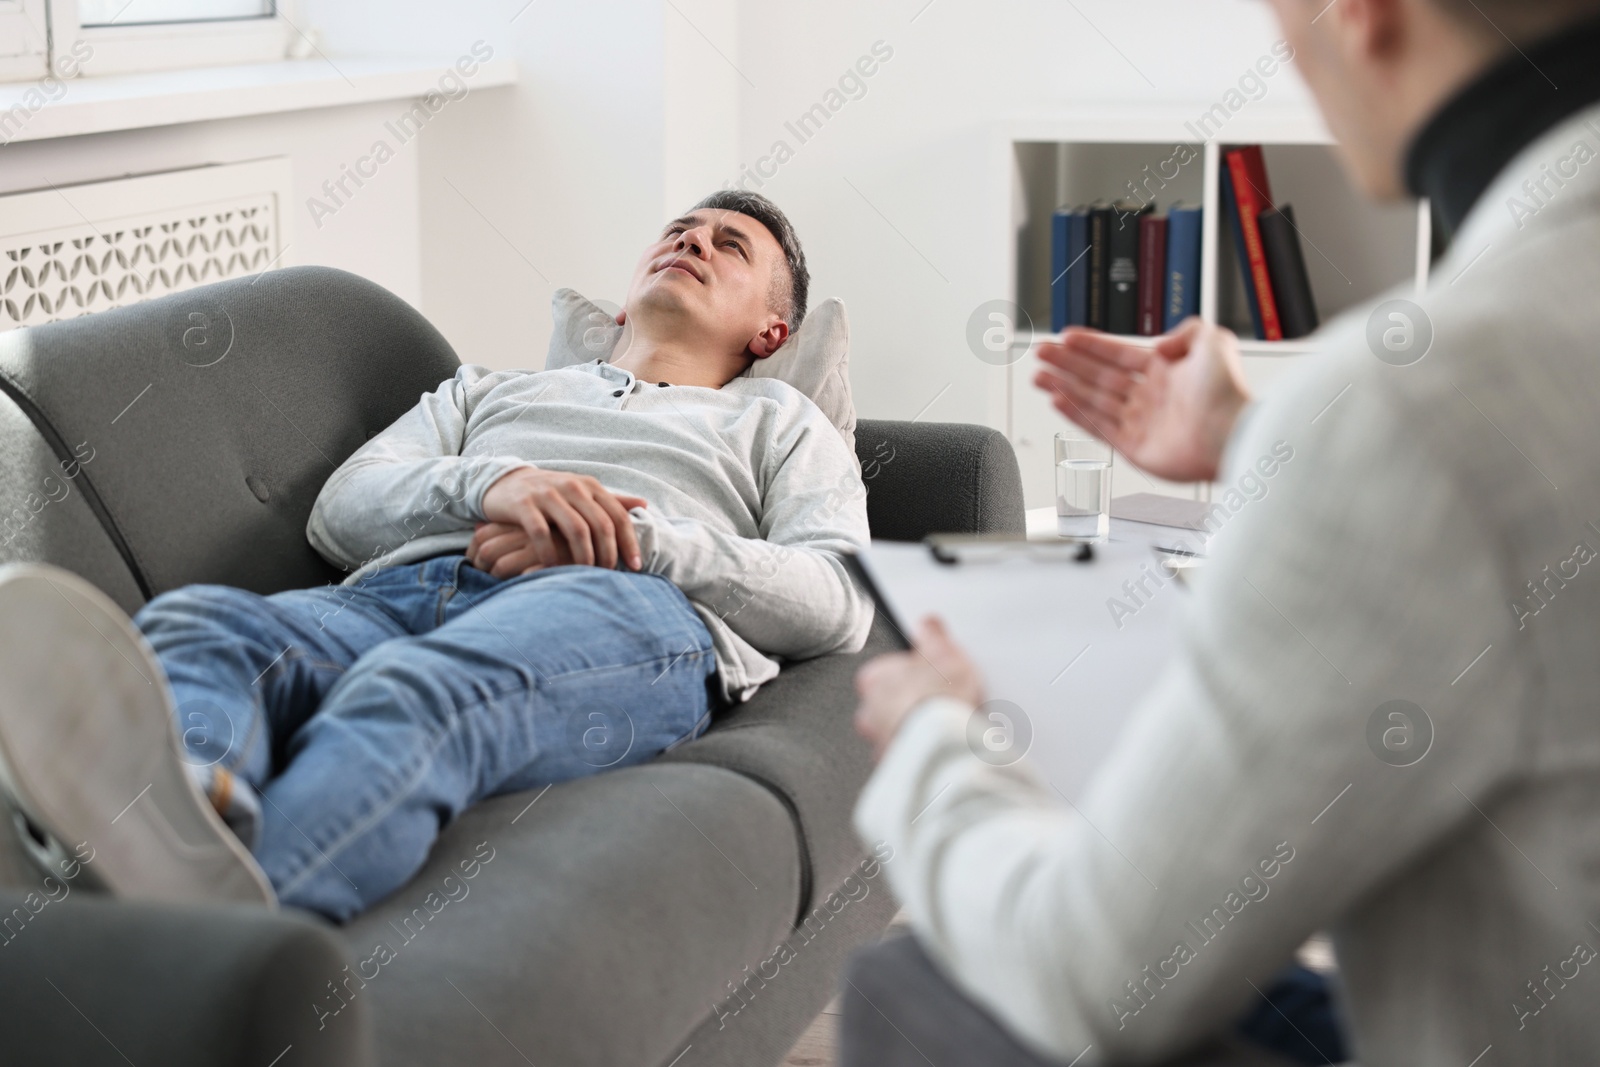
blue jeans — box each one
[131,556,718,921]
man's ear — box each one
[748,318,790,360]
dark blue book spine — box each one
[1066,210,1090,327]
[1051,209,1070,332]
[1164,206,1202,331]
[1220,165,1264,339]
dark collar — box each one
[1404,14,1600,241]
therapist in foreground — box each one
[849,0,1600,1064]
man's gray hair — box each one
[691,190,810,332]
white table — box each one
[1024,505,1061,541]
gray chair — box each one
[0,267,1024,1067]
[840,933,1312,1067]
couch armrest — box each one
[0,891,371,1067]
[854,419,1024,541]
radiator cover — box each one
[0,157,292,331]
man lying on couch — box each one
[0,190,871,922]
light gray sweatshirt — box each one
[305,358,873,703]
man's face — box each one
[623,208,789,358]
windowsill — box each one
[0,54,518,144]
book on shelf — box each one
[1223,146,1284,341]
[1051,208,1070,333]
[1219,164,1262,337]
[1065,207,1090,329]
[1050,206,1091,331]
[1137,212,1167,336]
[1164,203,1202,331]
[1086,202,1114,331]
[1259,204,1320,340]
[1110,493,1216,554]
[1106,200,1151,336]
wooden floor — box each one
[781,995,842,1067]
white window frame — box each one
[0,0,49,80]
[28,0,295,81]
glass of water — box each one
[1055,430,1112,541]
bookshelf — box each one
[998,103,1432,508]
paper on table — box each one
[859,540,1184,803]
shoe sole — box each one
[0,563,274,907]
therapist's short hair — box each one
[1431,0,1600,42]
[691,190,809,332]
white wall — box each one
[664,0,741,213]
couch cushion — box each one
[0,267,461,600]
[346,762,801,1067]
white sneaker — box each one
[0,563,274,908]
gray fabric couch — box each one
[0,267,1024,1067]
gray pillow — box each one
[546,288,857,459]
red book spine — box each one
[1137,214,1167,336]
[1225,149,1284,342]
[1237,144,1275,210]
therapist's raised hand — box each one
[1033,318,1252,484]
[855,616,985,761]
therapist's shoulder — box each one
[1408,193,1600,408]
[1396,219,1599,449]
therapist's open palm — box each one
[1033,318,1252,484]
